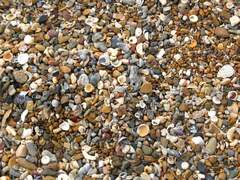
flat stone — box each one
[214,27,229,38]
[101,105,111,113]
[60,66,71,73]
[38,15,48,24]
[142,145,153,155]
[16,144,27,157]
[140,82,153,93]
[26,142,38,157]
[206,137,217,155]
[13,71,28,84]
[16,158,37,170]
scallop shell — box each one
[3,51,13,62]
[137,124,150,137]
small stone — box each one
[192,136,204,145]
[142,145,153,155]
[189,15,198,23]
[101,105,111,113]
[140,82,153,93]
[17,53,29,65]
[59,121,70,131]
[16,158,37,170]
[24,35,34,44]
[16,144,27,157]
[13,71,28,84]
[41,155,50,165]
[38,15,48,24]
[214,27,229,38]
[179,103,189,112]
[35,44,45,51]
[26,142,37,156]
[217,64,235,78]
[230,15,240,26]
[60,66,71,73]
[206,137,217,155]
[181,162,189,170]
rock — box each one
[16,144,27,157]
[140,82,153,93]
[206,137,217,155]
[41,168,58,176]
[217,64,235,78]
[197,161,206,174]
[228,168,238,178]
[38,15,48,24]
[42,176,56,180]
[142,145,153,155]
[60,66,71,73]
[230,15,240,26]
[101,105,111,113]
[179,103,189,112]
[26,142,37,156]
[16,158,37,170]
[13,71,28,84]
[35,44,45,51]
[192,136,204,145]
[214,27,229,38]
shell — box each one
[3,51,13,62]
[191,136,204,145]
[57,174,70,180]
[226,127,236,142]
[117,75,127,85]
[189,15,198,23]
[17,53,29,65]
[217,64,235,78]
[227,91,238,101]
[137,124,150,137]
[84,83,95,93]
[24,35,34,44]
[41,155,50,165]
[59,121,70,131]
[24,0,33,6]
[129,36,137,44]
[135,27,142,37]
[21,128,33,138]
[136,43,144,55]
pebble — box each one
[214,27,229,38]
[217,64,235,78]
[26,142,37,157]
[142,145,153,155]
[206,137,217,155]
[16,158,37,170]
[17,53,29,65]
[38,15,48,24]
[229,15,240,26]
[16,144,27,157]
[140,82,153,93]
[13,71,28,84]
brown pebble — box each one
[140,82,153,94]
[101,105,111,113]
[214,27,229,38]
[59,66,71,73]
[16,158,37,170]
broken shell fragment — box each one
[59,121,70,131]
[189,15,198,23]
[227,91,238,101]
[137,124,150,137]
[84,83,95,93]
[192,136,204,145]
[217,64,235,78]
[41,155,50,165]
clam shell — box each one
[137,124,150,137]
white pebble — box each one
[59,121,70,131]
[217,64,235,78]
[189,15,198,23]
[51,99,59,107]
[135,27,142,37]
[21,128,33,138]
[24,35,34,44]
[17,53,29,65]
[41,155,50,165]
[57,174,70,180]
[181,161,189,170]
[230,15,240,26]
[192,136,204,145]
[159,0,167,6]
[20,109,28,122]
[136,43,144,55]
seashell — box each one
[136,43,144,55]
[5,14,16,21]
[117,75,127,85]
[129,36,137,44]
[57,174,70,180]
[24,0,33,6]
[85,16,99,27]
[227,127,236,142]
[41,155,50,165]
[189,15,198,23]
[227,91,238,101]
[21,128,33,138]
[111,60,122,67]
[24,35,34,44]
[167,156,176,165]
[212,96,221,105]
[217,64,235,78]
[191,136,204,145]
[82,150,98,161]
[99,53,110,66]
[137,124,150,137]
[181,162,189,170]
[17,53,29,65]
[135,27,142,37]
[151,117,162,126]
[136,0,144,6]
[157,49,165,59]
[3,51,13,62]
[59,121,70,131]
[84,83,95,93]
[78,74,89,86]
[230,15,240,27]
[122,145,130,154]
[20,109,28,122]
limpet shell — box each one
[137,124,150,137]
[3,51,13,62]
[84,83,95,93]
[227,91,238,101]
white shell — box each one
[212,96,221,105]
[136,43,144,55]
[6,125,17,136]
[59,121,70,131]
[24,35,34,44]
[217,64,235,78]
[20,109,28,122]
[129,36,137,44]
[57,174,70,180]
[21,128,33,138]
[157,49,165,59]
[227,127,236,142]
[82,150,98,161]
[189,15,198,23]
[181,162,189,170]
[117,75,127,85]
[159,0,167,5]
[230,15,240,26]
[41,155,50,165]
[135,27,142,37]
[192,136,204,145]
[17,53,29,65]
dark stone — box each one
[38,15,48,24]
[197,161,206,174]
